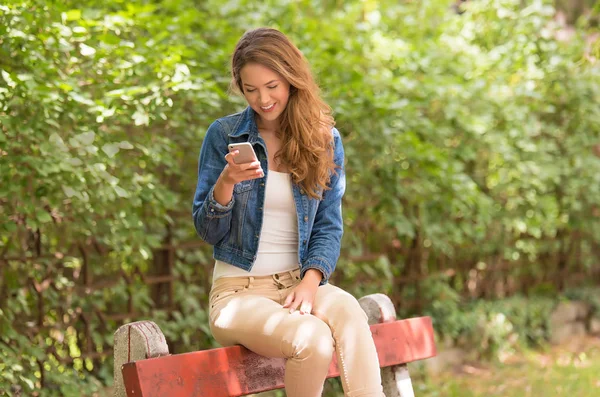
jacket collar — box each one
[228,106,260,140]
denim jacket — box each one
[192,106,345,284]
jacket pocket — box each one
[234,180,254,194]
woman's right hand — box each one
[220,150,264,186]
[213,151,263,206]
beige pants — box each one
[208,269,385,397]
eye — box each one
[245,88,256,93]
[268,85,278,89]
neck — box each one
[255,115,279,133]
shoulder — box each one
[203,119,226,144]
[329,126,344,165]
[212,107,255,137]
[204,110,246,141]
[217,110,245,126]
[330,126,342,141]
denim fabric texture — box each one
[192,106,346,284]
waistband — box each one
[212,268,301,290]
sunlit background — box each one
[1,0,599,396]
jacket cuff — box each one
[205,186,234,217]
[301,257,332,286]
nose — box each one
[259,90,271,105]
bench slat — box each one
[122,316,435,397]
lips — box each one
[260,103,276,112]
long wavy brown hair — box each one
[231,27,337,200]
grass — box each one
[414,336,600,397]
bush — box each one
[1,0,599,394]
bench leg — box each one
[383,364,415,397]
[113,320,169,397]
[359,294,416,397]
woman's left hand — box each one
[283,269,323,315]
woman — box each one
[192,27,384,397]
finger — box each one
[288,297,302,314]
[283,291,295,308]
[300,302,312,315]
[241,161,261,170]
[241,168,263,179]
[225,151,238,165]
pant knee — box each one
[328,297,369,325]
[283,317,334,361]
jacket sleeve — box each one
[301,128,346,284]
[192,120,234,245]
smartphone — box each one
[228,142,258,164]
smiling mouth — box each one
[260,103,275,111]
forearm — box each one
[302,268,323,286]
[213,172,235,206]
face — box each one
[240,63,291,129]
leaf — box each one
[62,186,77,198]
[1,70,16,88]
[67,158,83,166]
[172,63,190,83]
[114,185,129,198]
[58,83,73,92]
[76,131,95,146]
[16,74,33,82]
[64,9,81,21]
[119,141,134,150]
[79,43,96,57]
[102,143,120,158]
[49,133,69,152]
[106,86,149,98]
[1,221,16,234]
[68,92,94,106]
[132,110,149,126]
[46,119,61,129]
[36,209,52,224]
[68,137,81,148]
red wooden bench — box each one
[114,294,436,397]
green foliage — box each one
[564,286,600,313]
[1,0,599,394]
[424,288,561,361]
[469,297,555,359]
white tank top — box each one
[212,170,299,281]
